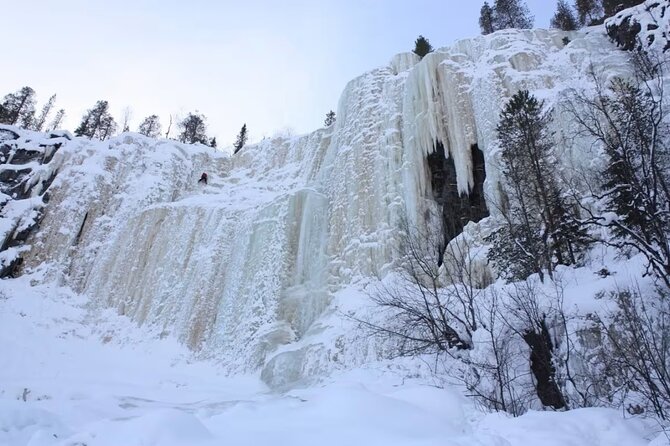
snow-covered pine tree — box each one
[120,107,132,133]
[412,36,433,58]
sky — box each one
[3,0,555,147]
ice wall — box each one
[20,23,634,385]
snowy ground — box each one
[0,274,662,446]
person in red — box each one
[198,172,208,185]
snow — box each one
[0,274,660,445]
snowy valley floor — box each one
[0,274,662,446]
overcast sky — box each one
[4,0,556,147]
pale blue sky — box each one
[4,1,555,146]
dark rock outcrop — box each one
[606,1,669,52]
[523,319,566,410]
[0,126,67,277]
[427,142,488,265]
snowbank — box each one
[0,276,658,445]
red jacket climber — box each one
[198,172,208,185]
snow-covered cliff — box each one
[11,12,644,386]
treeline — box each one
[0,87,252,152]
[479,0,645,34]
[0,86,339,154]
[0,87,64,132]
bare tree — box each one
[47,109,65,131]
[568,50,670,288]
[33,94,56,131]
[503,281,567,409]
[358,217,476,357]
[165,114,173,139]
[598,285,670,419]
[120,106,133,133]
[464,286,530,415]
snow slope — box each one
[0,274,657,445]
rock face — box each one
[0,126,69,277]
[14,22,639,387]
[606,0,670,52]
[427,142,488,262]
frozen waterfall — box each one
[16,25,632,387]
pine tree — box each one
[413,35,433,59]
[493,0,534,30]
[177,112,208,144]
[210,137,217,148]
[75,100,117,140]
[47,109,65,131]
[479,2,495,35]
[233,124,248,154]
[602,0,644,18]
[574,0,603,26]
[324,110,336,127]
[138,115,162,138]
[551,0,578,31]
[487,90,587,281]
[0,86,37,127]
[34,94,56,131]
